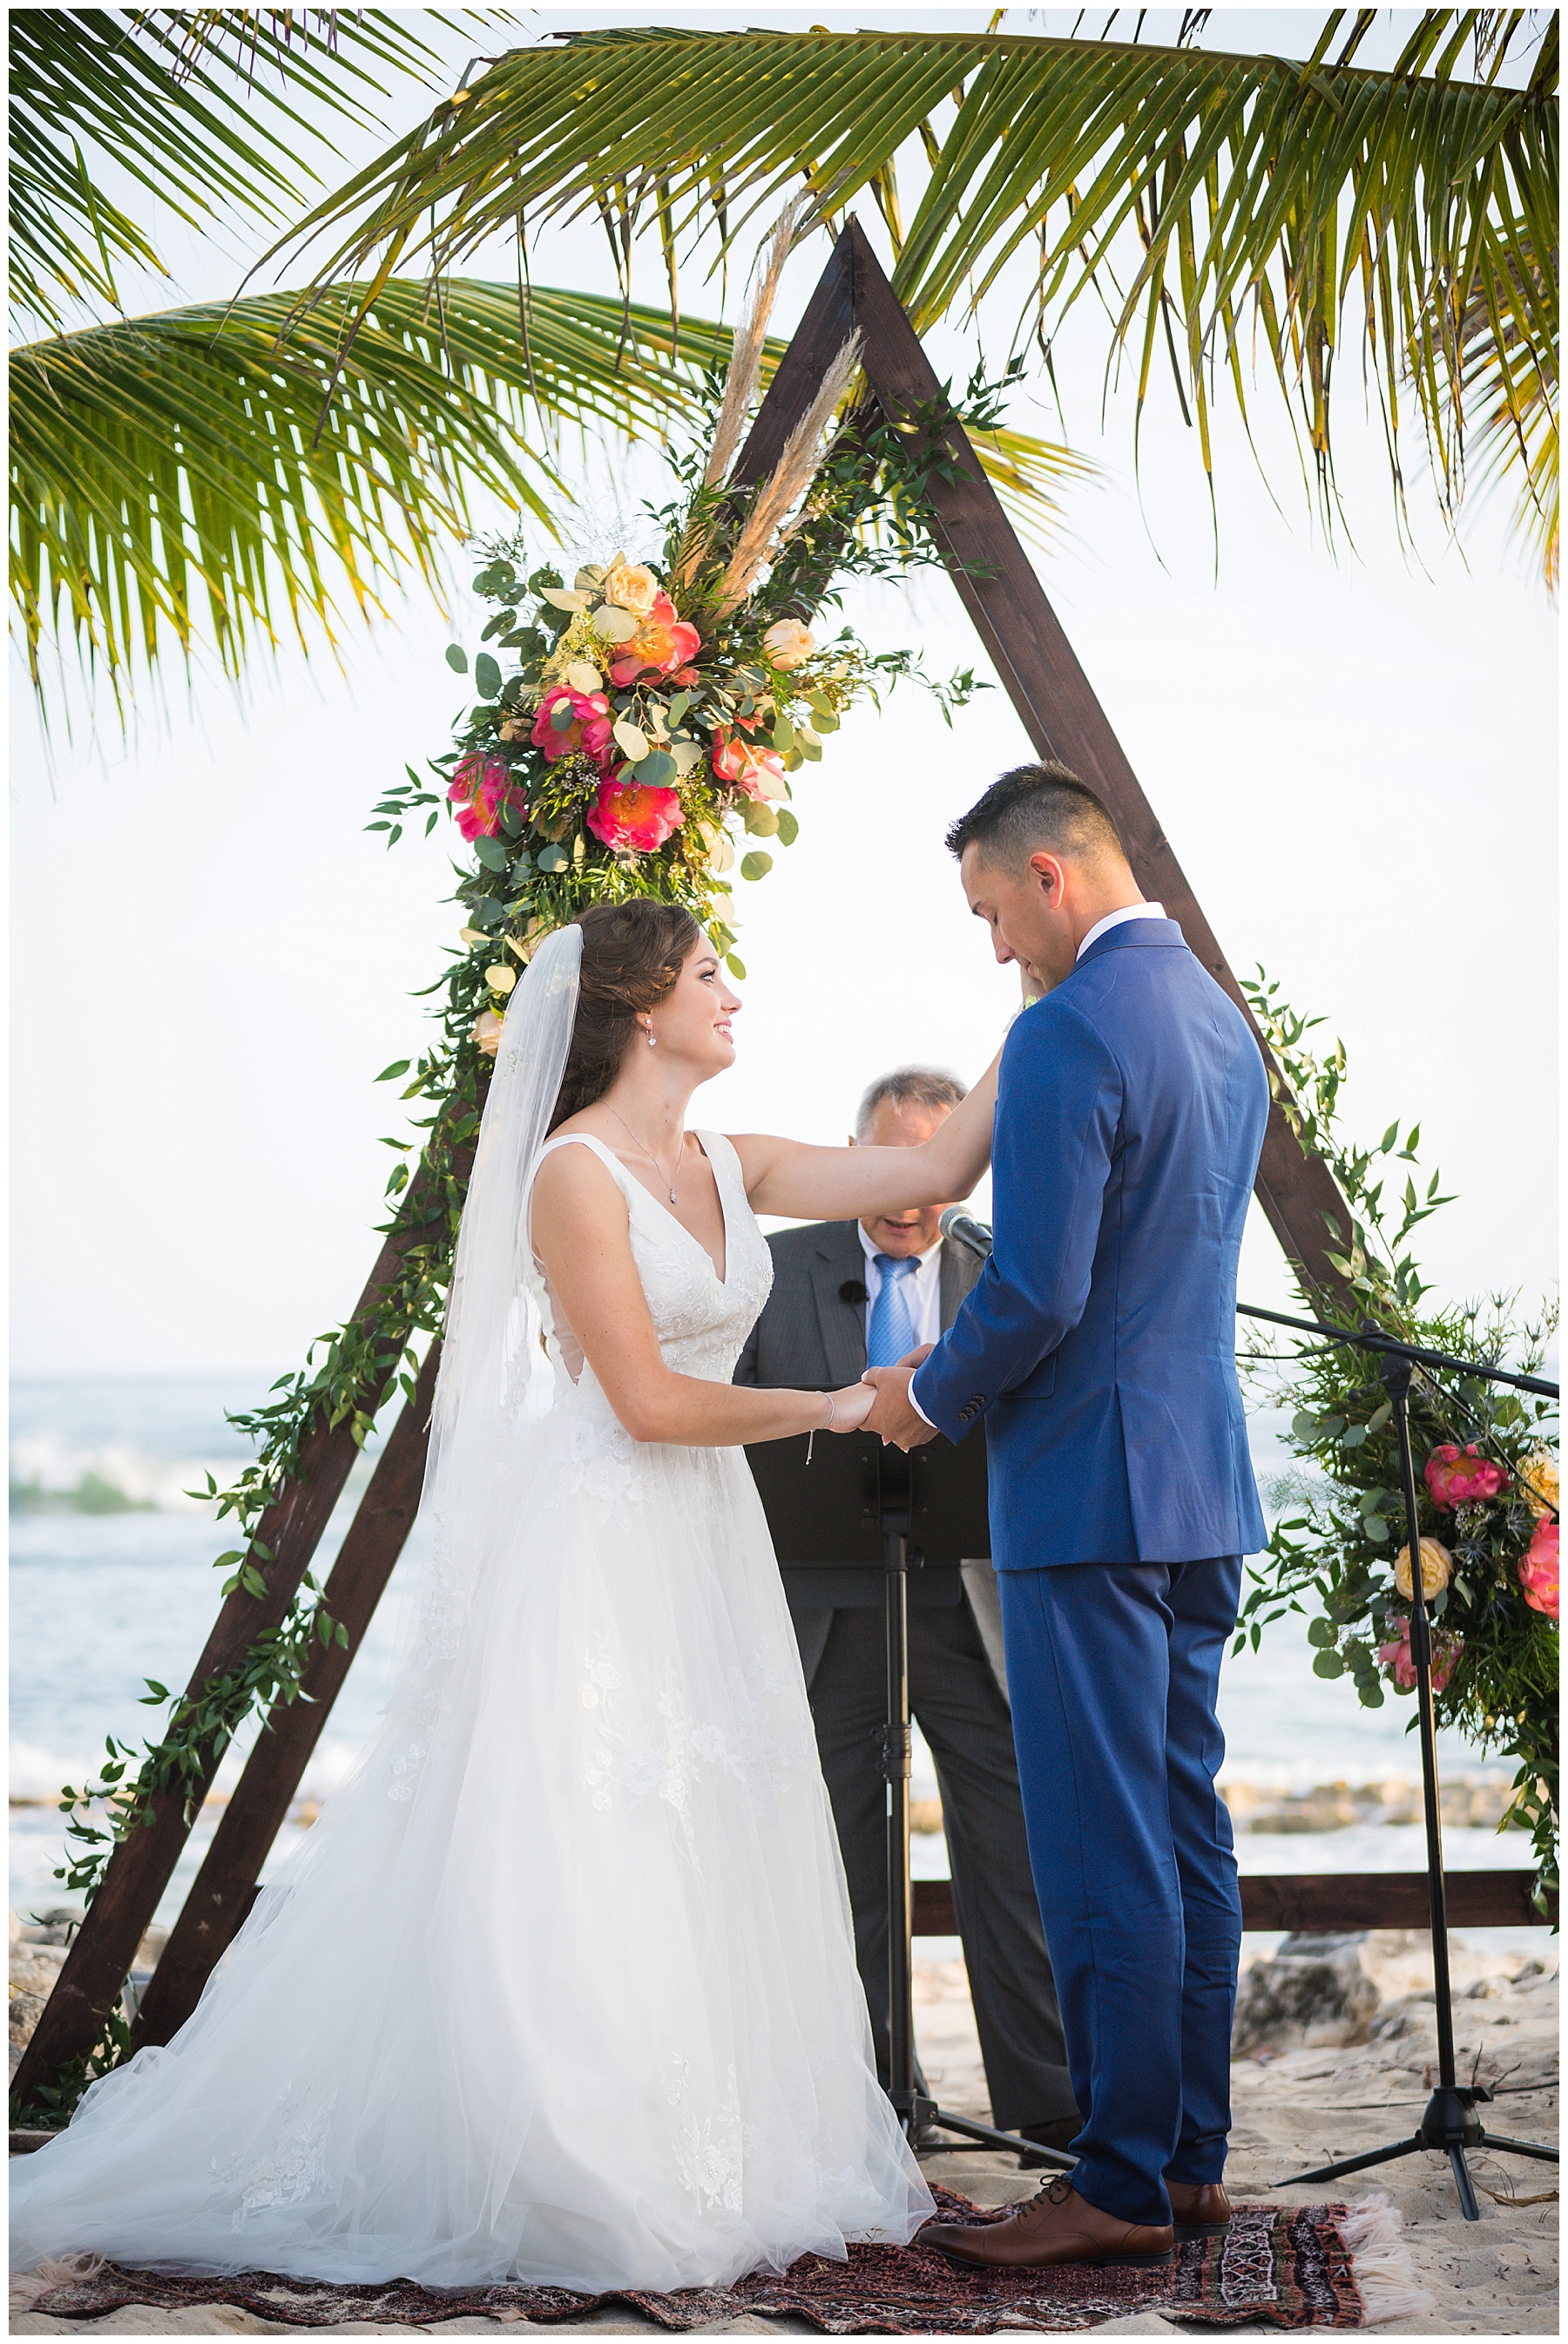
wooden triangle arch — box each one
[15,221,1354,2104]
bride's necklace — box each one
[605,1104,683,1204]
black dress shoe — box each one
[1020,2114,1082,2154]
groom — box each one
[864,762,1267,2270]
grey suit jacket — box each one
[734,1222,1010,1697]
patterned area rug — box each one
[19,2191,1402,2332]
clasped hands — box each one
[861,1345,938,1451]
[822,1347,937,1448]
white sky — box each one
[10,6,1559,1379]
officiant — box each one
[734,1067,1078,2151]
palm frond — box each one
[9,280,744,718]
[1446,232,1558,588]
[8,9,513,333]
[280,17,1558,573]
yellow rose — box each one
[1395,1536,1453,1602]
[763,618,815,671]
[1519,1449,1558,1517]
[602,560,659,617]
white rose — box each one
[763,619,814,671]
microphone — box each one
[939,1207,993,1261]
[838,1278,869,1305]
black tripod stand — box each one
[746,1425,1070,2171]
[1245,1311,1560,2220]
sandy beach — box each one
[12,1927,1555,2335]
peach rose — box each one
[475,1009,505,1056]
[1394,1535,1453,1602]
[1519,1450,1558,1518]
[762,618,815,670]
[1519,1519,1558,1619]
[602,560,659,617]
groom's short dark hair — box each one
[945,762,1127,870]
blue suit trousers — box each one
[997,1556,1243,2227]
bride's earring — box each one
[645,1023,656,1047]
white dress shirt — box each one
[905,903,1168,1429]
[858,1222,943,1353]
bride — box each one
[12,900,1001,2293]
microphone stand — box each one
[1239,1305,1558,2220]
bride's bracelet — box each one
[806,1391,836,1466]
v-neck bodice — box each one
[525,1129,774,1406]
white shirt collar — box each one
[1077,901,1166,962]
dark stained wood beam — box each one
[837,220,1352,1297]
[127,1342,443,2051]
[11,1175,455,2110]
[913,1872,1554,1937]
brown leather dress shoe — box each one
[1166,2180,1232,2240]
[922,2173,1174,2269]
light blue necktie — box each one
[867,1253,920,1368]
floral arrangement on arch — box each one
[369,207,960,1057]
[1236,974,1559,1906]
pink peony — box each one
[531,685,617,766]
[585,776,685,854]
[1423,1443,1509,1507]
[606,593,701,688]
[1519,1518,1559,1620]
[448,754,523,841]
[712,728,787,803]
[1376,1615,1462,1693]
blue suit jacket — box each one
[912,919,1268,1568]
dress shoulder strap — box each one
[696,1129,746,1198]
[530,1131,639,1205]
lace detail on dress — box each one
[671,2058,746,2213]
[581,1629,813,1844]
[216,2090,337,2222]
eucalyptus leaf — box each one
[592,604,639,642]
[740,850,774,882]
[633,748,676,786]
[474,651,502,699]
[444,644,468,673]
[471,836,509,871]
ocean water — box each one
[9,1374,1528,1931]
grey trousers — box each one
[793,1592,1078,2133]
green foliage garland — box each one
[1238,973,1559,1906]
[29,369,1001,2076]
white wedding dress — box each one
[11,1128,932,2288]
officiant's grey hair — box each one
[947,761,1127,871]
[855,1067,968,1141]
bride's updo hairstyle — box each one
[547,899,704,1130]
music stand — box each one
[747,1422,1071,2171]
